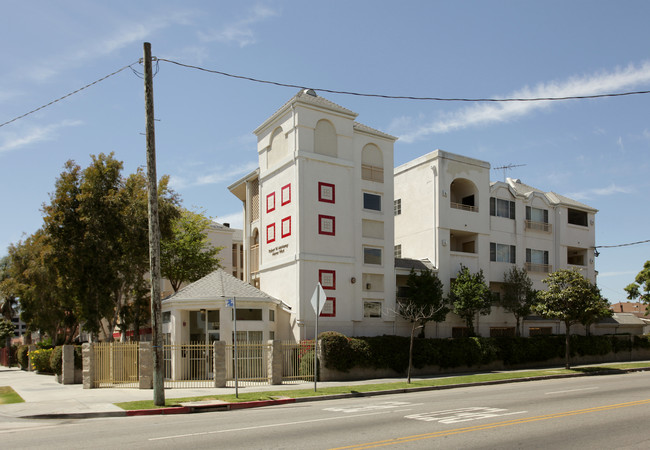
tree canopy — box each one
[535,269,609,368]
[161,209,222,293]
[501,266,538,336]
[624,260,650,309]
[448,265,492,336]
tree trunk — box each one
[515,316,521,337]
[408,323,416,384]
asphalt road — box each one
[2,371,650,449]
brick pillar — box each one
[213,341,226,388]
[62,345,75,384]
[139,342,153,389]
[268,340,283,385]
[82,343,94,389]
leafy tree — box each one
[0,320,14,348]
[580,290,612,336]
[0,255,20,348]
[535,269,608,369]
[161,209,222,293]
[448,265,492,336]
[397,269,449,383]
[501,266,538,336]
[624,260,650,310]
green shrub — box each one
[17,345,29,370]
[50,346,63,375]
[29,348,53,373]
[320,331,356,372]
[299,349,319,380]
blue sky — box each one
[1,1,649,303]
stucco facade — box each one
[229,89,397,340]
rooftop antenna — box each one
[493,163,526,182]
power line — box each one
[0,61,140,129]
[595,239,650,249]
[158,58,650,103]
[3,57,650,130]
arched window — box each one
[267,127,288,168]
[449,178,478,212]
[314,119,337,158]
[251,228,260,274]
[361,144,383,183]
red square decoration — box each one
[266,223,276,244]
[318,215,335,236]
[320,297,336,317]
[281,184,291,206]
[281,216,291,238]
[319,269,336,290]
[266,192,275,213]
[318,182,335,203]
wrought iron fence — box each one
[281,340,314,383]
[163,342,216,388]
[93,342,139,388]
[225,341,270,387]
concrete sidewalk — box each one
[1,364,648,420]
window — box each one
[490,197,516,219]
[363,193,381,211]
[318,215,335,236]
[364,247,382,265]
[364,300,382,318]
[490,327,515,337]
[281,184,291,206]
[452,327,470,338]
[319,269,336,290]
[318,182,335,203]
[266,192,275,213]
[321,297,336,317]
[526,249,549,265]
[233,308,263,321]
[526,206,548,223]
[394,244,402,258]
[162,312,171,324]
[568,208,588,227]
[281,216,291,238]
[266,223,276,244]
[529,327,552,336]
[394,199,401,216]
[269,331,275,340]
[490,243,516,263]
[361,144,384,182]
[269,309,275,322]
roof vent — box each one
[303,88,317,97]
[512,178,521,184]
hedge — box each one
[320,332,650,374]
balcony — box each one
[525,262,552,273]
[250,244,260,274]
[361,164,384,183]
[525,220,552,233]
[450,202,478,213]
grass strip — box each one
[115,362,648,411]
[0,386,25,404]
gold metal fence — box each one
[163,342,216,388]
[226,341,270,387]
[93,342,139,388]
[282,340,315,383]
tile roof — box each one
[395,258,435,271]
[504,178,597,212]
[353,122,398,141]
[163,269,275,303]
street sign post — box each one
[226,297,238,398]
[310,283,326,391]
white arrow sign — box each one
[310,283,327,317]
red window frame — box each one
[281,183,291,206]
[319,269,336,290]
[318,214,335,236]
[266,192,276,213]
[266,223,276,243]
[281,216,291,238]
[318,182,335,204]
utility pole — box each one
[143,42,164,406]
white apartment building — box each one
[229,89,397,340]
[394,150,598,337]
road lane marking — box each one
[149,410,395,441]
[405,407,526,424]
[545,387,599,395]
[324,401,423,413]
[330,398,650,449]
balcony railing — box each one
[525,262,552,273]
[250,245,260,274]
[361,164,384,183]
[450,202,478,213]
[525,220,552,233]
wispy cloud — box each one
[214,212,243,229]
[0,120,82,153]
[198,4,279,47]
[566,183,634,201]
[392,61,650,143]
[27,12,194,82]
[169,160,258,190]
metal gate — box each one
[92,342,139,388]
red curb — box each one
[126,406,191,416]
[227,398,296,410]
